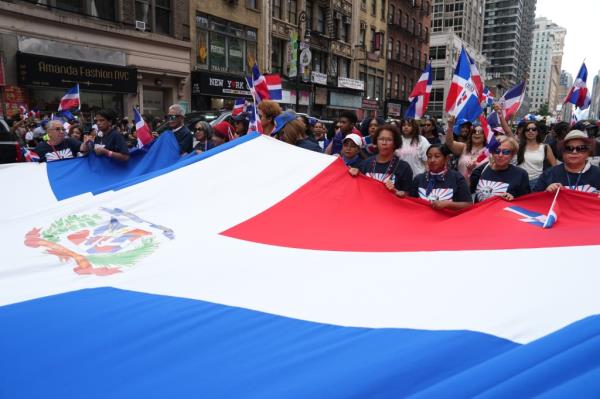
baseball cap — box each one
[343,133,363,148]
[271,111,297,136]
[563,129,588,143]
[213,121,234,141]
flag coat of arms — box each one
[1,134,600,397]
[445,47,482,124]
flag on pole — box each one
[445,47,482,125]
[475,113,500,163]
[482,87,494,107]
[405,62,433,119]
[467,53,484,102]
[542,188,561,229]
[265,74,283,100]
[252,64,271,103]
[133,107,154,148]
[564,62,591,110]
[247,103,263,134]
[58,84,80,112]
[232,98,247,117]
[487,81,527,127]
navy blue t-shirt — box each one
[296,138,323,153]
[470,163,530,202]
[94,129,129,155]
[360,155,413,192]
[173,126,193,154]
[410,169,472,202]
[533,163,600,193]
[34,138,82,162]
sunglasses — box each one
[424,123,432,127]
[166,115,179,120]
[564,145,589,153]
[493,148,512,155]
[526,127,537,132]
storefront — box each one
[191,71,251,111]
[325,77,364,119]
[16,52,137,119]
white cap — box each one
[343,133,363,148]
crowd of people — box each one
[2,99,600,210]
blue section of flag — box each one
[2,287,600,398]
[0,287,517,398]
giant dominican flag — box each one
[58,84,80,111]
[445,47,482,124]
[1,133,600,397]
[564,62,592,110]
[405,62,432,119]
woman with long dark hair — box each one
[516,121,556,188]
[446,115,487,184]
[395,118,430,176]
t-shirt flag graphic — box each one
[58,84,80,112]
[133,106,154,148]
[445,47,482,126]
[405,62,432,119]
[564,62,591,110]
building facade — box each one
[483,0,537,87]
[191,0,263,112]
[557,70,573,121]
[385,0,431,118]
[354,0,388,119]
[527,17,566,114]
[428,0,487,120]
[0,0,191,120]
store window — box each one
[196,13,258,74]
[30,87,123,118]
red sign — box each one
[3,85,29,117]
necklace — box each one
[565,165,585,189]
[371,156,398,182]
[48,142,63,160]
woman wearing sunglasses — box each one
[516,121,556,189]
[533,130,600,193]
[470,136,530,202]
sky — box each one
[535,0,600,79]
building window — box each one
[273,0,282,19]
[306,0,313,30]
[430,45,446,60]
[339,57,350,78]
[28,0,116,20]
[288,0,297,24]
[316,7,325,32]
[386,72,392,97]
[381,0,385,20]
[402,76,407,99]
[272,38,285,74]
[246,0,258,9]
[196,13,257,74]
[387,37,393,60]
[431,67,444,80]
[371,0,376,16]
[135,0,171,34]
[370,28,376,52]
[396,40,401,60]
[375,76,383,101]
[388,5,394,24]
[394,74,400,98]
[402,43,407,61]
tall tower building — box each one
[527,17,566,113]
[427,0,487,119]
[483,0,537,87]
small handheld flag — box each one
[252,64,271,103]
[232,98,247,117]
[564,62,591,110]
[405,62,432,119]
[58,84,81,112]
[542,188,561,229]
[133,107,154,148]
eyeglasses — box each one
[564,145,589,153]
[195,128,204,132]
[526,127,538,132]
[493,148,512,155]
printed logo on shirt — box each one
[568,184,598,193]
[366,172,395,183]
[476,179,509,201]
[46,148,74,162]
[418,188,454,201]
